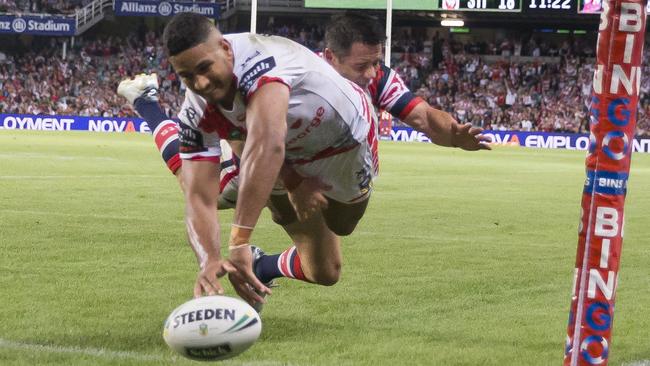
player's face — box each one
[326,42,382,88]
[171,31,235,105]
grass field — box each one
[1,130,650,366]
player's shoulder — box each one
[372,64,398,87]
[226,32,299,60]
[369,63,401,100]
[178,89,207,128]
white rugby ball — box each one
[163,295,262,361]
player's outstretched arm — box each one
[403,103,492,151]
[182,158,233,298]
[225,82,288,305]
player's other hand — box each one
[193,257,232,298]
[288,177,332,222]
[452,123,492,151]
[116,73,159,105]
[226,246,272,306]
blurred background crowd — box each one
[1,4,649,136]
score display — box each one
[439,0,522,11]
[527,0,573,10]
[305,0,650,13]
[305,0,523,11]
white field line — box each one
[0,209,274,230]
[0,153,119,161]
[0,338,292,365]
[0,338,166,362]
[0,209,183,223]
[0,175,165,179]
[623,361,650,366]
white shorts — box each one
[291,138,375,204]
[218,141,375,207]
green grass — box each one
[1,130,649,366]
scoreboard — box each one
[525,0,575,11]
[440,0,522,12]
[305,0,649,13]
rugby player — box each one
[323,14,490,150]
[163,12,382,305]
[117,13,489,309]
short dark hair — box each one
[325,13,386,58]
[163,12,215,56]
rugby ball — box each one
[163,296,262,361]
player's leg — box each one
[255,89,377,288]
[253,210,342,286]
[283,212,342,286]
[253,145,374,287]
[117,74,182,175]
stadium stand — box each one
[1,13,649,136]
[0,0,92,14]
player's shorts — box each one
[289,137,375,204]
[218,141,374,206]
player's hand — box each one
[287,177,332,222]
[451,123,492,151]
[193,257,233,298]
[225,246,272,306]
[116,73,159,105]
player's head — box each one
[324,13,385,88]
[164,12,235,105]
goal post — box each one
[564,1,647,365]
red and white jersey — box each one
[177,33,375,167]
[367,64,423,120]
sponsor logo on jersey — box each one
[239,56,276,95]
[184,107,198,125]
[356,166,373,193]
[240,50,261,68]
[286,107,325,145]
[178,128,207,154]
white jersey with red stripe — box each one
[177,33,378,202]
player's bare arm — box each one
[226,82,288,305]
[403,102,492,151]
[181,158,233,298]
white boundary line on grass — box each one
[0,175,165,179]
[0,338,166,362]
[0,338,293,366]
[623,361,650,366]
[0,209,184,222]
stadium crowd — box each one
[1,22,650,136]
[0,0,92,14]
[0,32,183,118]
